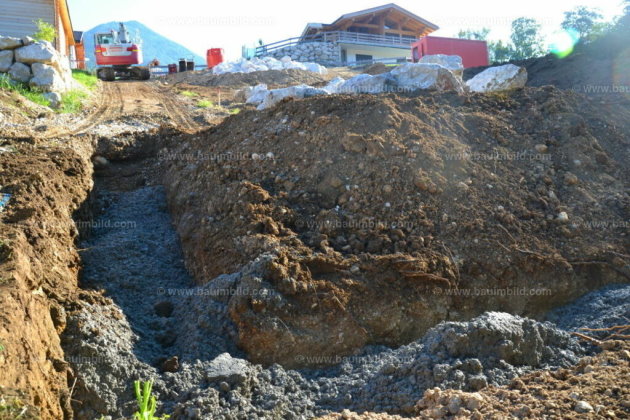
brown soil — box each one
[163,68,330,89]
[317,340,630,419]
[163,87,629,367]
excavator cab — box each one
[94,23,150,81]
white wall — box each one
[339,43,410,64]
[0,0,55,39]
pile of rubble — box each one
[236,55,528,109]
[0,35,79,105]
[213,55,328,75]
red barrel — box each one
[207,48,224,69]
[168,64,177,74]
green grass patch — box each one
[196,99,214,108]
[58,90,89,113]
[72,69,98,91]
[229,108,241,115]
[0,75,50,107]
[180,90,199,97]
[133,380,169,420]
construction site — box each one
[0,1,629,419]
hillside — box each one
[82,20,205,67]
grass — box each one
[71,69,98,91]
[196,99,214,108]
[58,90,89,114]
[228,108,241,115]
[180,90,199,98]
[133,380,169,420]
[0,75,50,107]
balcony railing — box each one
[254,31,416,57]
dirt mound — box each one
[164,68,330,88]
[362,62,390,75]
[162,87,629,367]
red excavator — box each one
[94,23,150,81]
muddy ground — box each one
[1,25,629,420]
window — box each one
[356,54,373,63]
[96,34,115,45]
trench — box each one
[60,131,628,420]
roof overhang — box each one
[56,0,75,46]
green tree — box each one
[510,17,545,60]
[561,6,604,40]
[487,40,514,63]
[457,27,491,40]
[32,19,56,42]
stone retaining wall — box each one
[0,35,77,106]
[262,41,340,64]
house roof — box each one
[330,3,438,30]
[301,3,439,38]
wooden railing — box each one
[254,31,416,57]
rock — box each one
[338,73,396,94]
[43,92,62,108]
[419,54,464,79]
[30,62,66,92]
[466,64,527,92]
[93,156,110,169]
[391,63,465,93]
[205,353,250,385]
[233,86,252,102]
[564,172,579,185]
[0,36,23,50]
[0,50,13,72]
[534,144,548,153]
[21,36,35,46]
[161,356,179,372]
[575,401,593,413]
[8,62,31,83]
[245,83,269,105]
[15,41,56,64]
[257,84,328,110]
[557,211,569,222]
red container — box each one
[206,48,224,69]
[411,36,489,68]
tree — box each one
[457,28,491,40]
[561,6,604,40]
[510,18,545,60]
[32,19,56,43]
[487,40,514,63]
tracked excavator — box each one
[94,22,150,81]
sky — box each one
[67,0,626,60]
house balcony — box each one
[254,30,416,57]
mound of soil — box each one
[164,68,329,88]
[162,87,629,367]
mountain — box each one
[82,20,205,68]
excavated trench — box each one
[58,127,628,420]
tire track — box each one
[151,84,200,132]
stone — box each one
[0,36,23,50]
[337,73,396,94]
[15,41,56,64]
[21,36,35,46]
[29,62,65,92]
[575,401,593,413]
[153,301,174,317]
[245,83,269,105]
[466,64,527,93]
[419,54,464,79]
[233,86,252,102]
[205,353,250,385]
[564,172,579,185]
[557,211,569,222]
[391,63,466,93]
[257,84,328,110]
[534,144,548,153]
[8,62,31,83]
[0,50,13,72]
[43,91,62,108]
[161,356,179,372]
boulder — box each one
[233,86,253,102]
[0,50,13,72]
[0,36,23,50]
[43,91,62,108]
[21,36,35,47]
[30,62,66,92]
[337,73,396,94]
[205,353,250,385]
[391,63,465,93]
[15,41,56,64]
[322,76,345,94]
[419,54,464,79]
[466,64,527,93]
[257,84,327,110]
[245,83,269,105]
[8,62,31,83]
